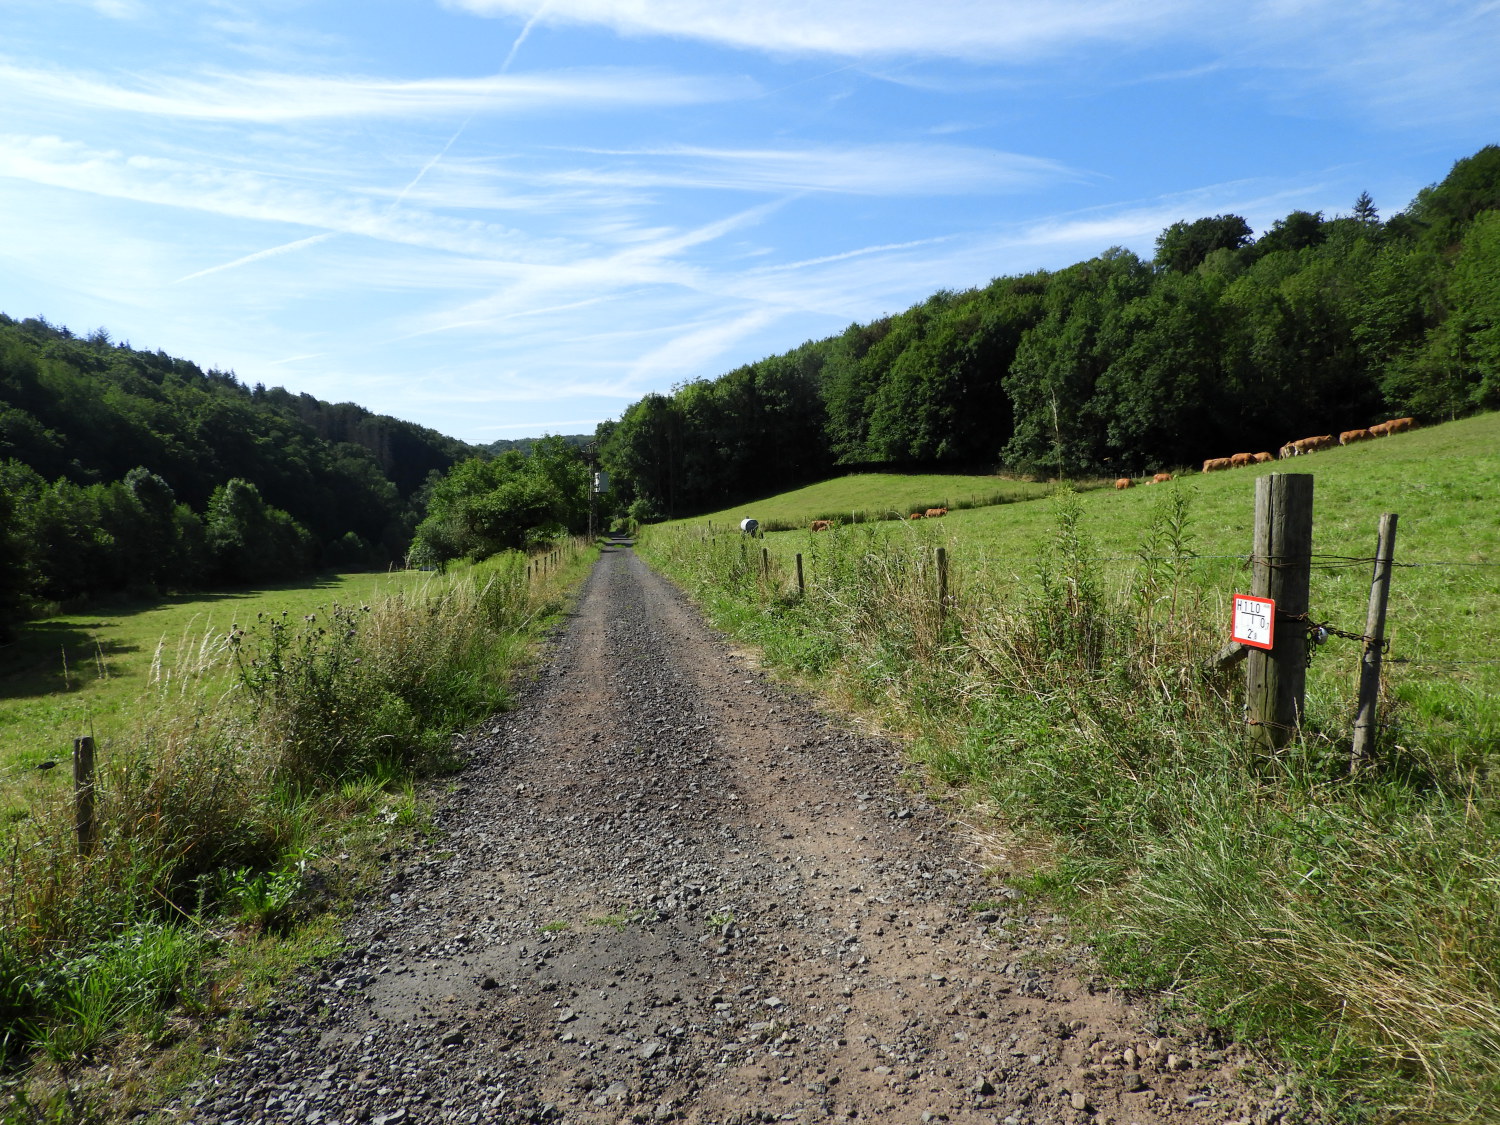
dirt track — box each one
[174,543,1300,1125]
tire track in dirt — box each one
[177,543,1299,1125]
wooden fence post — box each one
[935,546,949,619]
[795,553,804,595]
[1350,513,1398,772]
[1246,474,1314,752]
[73,736,96,856]
[761,546,769,581]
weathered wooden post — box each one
[1350,513,1398,772]
[761,546,769,582]
[936,546,949,620]
[1246,474,1314,751]
[73,736,96,856]
[795,553,805,595]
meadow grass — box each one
[640,412,1500,1124]
[661,470,1055,532]
[0,572,423,806]
[0,542,596,1119]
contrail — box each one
[172,2,549,283]
[389,0,551,208]
[173,232,337,284]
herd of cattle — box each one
[798,416,1419,526]
[808,507,948,531]
[1112,415,1417,490]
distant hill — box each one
[602,144,1500,521]
[481,434,593,457]
[0,313,482,622]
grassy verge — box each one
[638,414,1500,1124]
[0,540,596,1120]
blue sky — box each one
[2,1,1497,444]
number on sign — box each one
[1232,594,1276,650]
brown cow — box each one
[1229,452,1254,468]
[1384,416,1415,433]
[1367,423,1390,438]
[1279,443,1299,460]
[908,512,924,520]
[1252,451,1274,464]
[1202,457,1232,472]
[1291,435,1335,454]
[925,507,947,518]
[1151,472,1174,484]
[1340,428,1371,445]
[810,520,833,532]
[1114,477,1133,490]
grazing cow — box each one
[810,520,833,532]
[1367,422,1391,437]
[1339,429,1371,445]
[1252,451,1274,464]
[925,508,947,518]
[908,512,925,520]
[1151,472,1174,484]
[1202,457,1232,472]
[1279,443,1299,460]
[1291,434,1335,455]
[1229,452,1254,468]
[1114,477,1133,490]
[1384,416,1415,433]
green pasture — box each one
[684,411,1499,737]
[0,570,429,784]
[667,471,1055,530]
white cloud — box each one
[624,308,783,385]
[0,60,754,122]
[442,0,1199,60]
[554,143,1077,195]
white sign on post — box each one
[1232,594,1276,650]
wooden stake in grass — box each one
[1246,474,1314,752]
[936,546,949,621]
[1351,512,1398,772]
[73,736,96,856]
[796,553,804,595]
[761,546,769,581]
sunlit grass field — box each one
[0,570,431,787]
[682,412,1500,737]
[668,470,1055,530]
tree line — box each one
[0,316,477,637]
[597,146,1500,519]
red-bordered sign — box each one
[1232,594,1276,650]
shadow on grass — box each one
[0,575,354,701]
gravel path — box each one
[175,543,1298,1125]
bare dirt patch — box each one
[173,544,1302,1125]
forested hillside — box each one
[0,315,478,635]
[600,145,1500,518]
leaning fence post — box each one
[936,546,949,620]
[1350,513,1398,772]
[73,736,96,856]
[1246,474,1314,752]
[795,553,804,595]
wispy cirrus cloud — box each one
[554,143,1079,195]
[0,60,755,122]
[441,0,1200,60]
